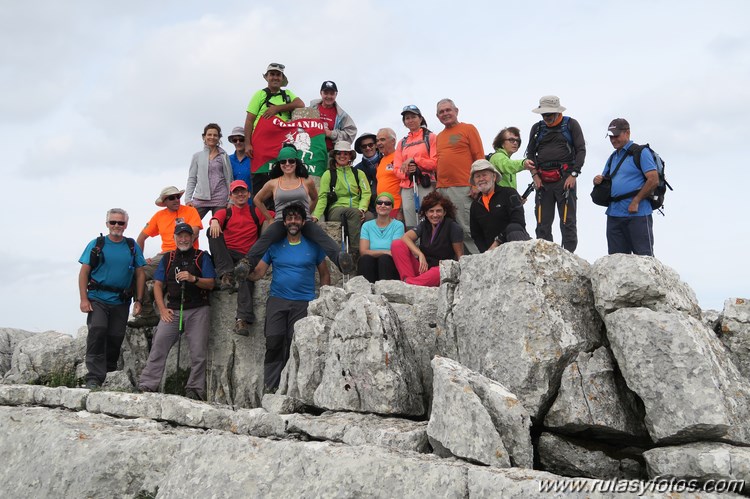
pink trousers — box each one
[390,240,441,287]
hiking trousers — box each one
[208,233,255,323]
[606,215,654,256]
[138,305,210,396]
[535,180,577,253]
[327,206,363,252]
[264,296,309,391]
[86,300,130,384]
[401,184,434,230]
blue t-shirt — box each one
[604,141,657,217]
[262,236,326,301]
[229,153,252,193]
[153,251,216,282]
[79,236,146,305]
[360,219,404,250]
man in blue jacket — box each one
[593,119,659,256]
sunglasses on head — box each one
[402,105,419,113]
[108,220,126,226]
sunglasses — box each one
[108,220,126,226]
[279,159,296,165]
[376,200,393,206]
[165,195,181,201]
[360,142,376,149]
[230,137,245,144]
[541,113,557,119]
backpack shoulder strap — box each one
[194,250,204,274]
[627,143,645,171]
[279,89,290,104]
[164,251,176,278]
[249,206,261,233]
[423,129,431,155]
[328,167,337,194]
[221,207,233,230]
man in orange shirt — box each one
[375,128,403,220]
[435,98,484,254]
[133,186,203,326]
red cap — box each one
[230,180,248,192]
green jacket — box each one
[489,148,526,189]
[313,166,371,218]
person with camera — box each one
[593,119,658,256]
[394,105,437,230]
[312,140,371,252]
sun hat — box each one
[354,133,377,154]
[333,140,357,162]
[155,186,185,207]
[469,160,499,185]
[263,63,288,87]
[228,126,244,139]
[532,95,566,114]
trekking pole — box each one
[340,214,350,282]
[536,189,542,224]
[412,174,421,213]
[521,182,535,201]
[563,189,570,224]
[176,266,185,373]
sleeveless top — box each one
[273,178,311,221]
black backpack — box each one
[608,143,673,212]
[222,206,262,235]
[262,88,290,112]
[325,166,361,204]
[86,234,137,300]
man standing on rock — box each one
[435,98,485,254]
[207,180,270,336]
[526,95,586,253]
[78,208,146,389]
[138,223,216,401]
[593,118,658,256]
[249,203,330,392]
[309,80,358,151]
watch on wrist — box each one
[570,171,579,178]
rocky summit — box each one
[1,240,749,497]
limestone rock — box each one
[3,331,82,385]
[545,347,648,439]
[0,384,88,410]
[306,285,347,321]
[606,308,750,444]
[344,275,373,295]
[277,316,328,401]
[703,308,722,333]
[644,442,750,487]
[313,294,424,416]
[718,297,750,377]
[285,411,428,452]
[261,393,306,414]
[538,432,643,480]
[101,370,134,391]
[427,356,532,468]
[452,240,602,420]
[591,254,701,318]
[0,328,33,376]
[291,106,320,120]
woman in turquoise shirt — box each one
[357,192,404,283]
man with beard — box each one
[138,223,216,401]
[249,203,330,392]
[468,160,530,253]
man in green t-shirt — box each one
[243,63,304,159]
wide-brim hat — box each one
[263,63,288,87]
[155,186,185,207]
[469,159,499,185]
[228,126,245,139]
[532,95,566,114]
[333,140,356,162]
[354,133,377,154]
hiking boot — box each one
[85,379,101,390]
[218,272,236,291]
[338,252,355,274]
[234,258,254,281]
[185,388,205,401]
[234,319,250,337]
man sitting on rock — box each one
[138,223,215,401]
[249,203,330,392]
[207,180,270,336]
[78,208,146,389]
[468,160,530,253]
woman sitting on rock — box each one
[234,145,354,278]
[357,192,404,283]
[391,191,464,287]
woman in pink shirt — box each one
[394,105,438,229]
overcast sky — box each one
[2,0,747,334]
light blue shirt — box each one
[360,219,404,250]
[604,141,657,217]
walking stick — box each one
[563,189,570,224]
[176,267,185,373]
[340,214,350,282]
[412,176,421,213]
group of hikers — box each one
[78,62,665,399]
